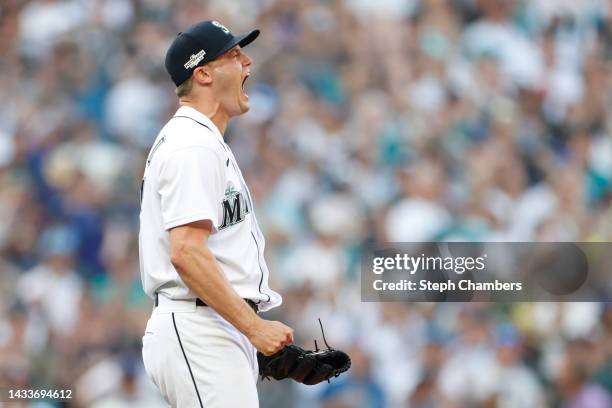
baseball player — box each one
[139,20,294,408]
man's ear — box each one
[193,66,212,86]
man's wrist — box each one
[240,310,261,339]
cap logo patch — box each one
[212,20,230,34]
[184,49,206,69]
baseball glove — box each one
[257,319,351,385]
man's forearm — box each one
[171,243,258,336]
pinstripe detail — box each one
[172,313,204,407]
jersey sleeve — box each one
[158,146,224,231]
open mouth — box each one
[241,74,250,97]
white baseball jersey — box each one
[138,105,281,312]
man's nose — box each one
[242,52,252,67]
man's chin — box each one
[226,101,250,118]
[238,99,250,115]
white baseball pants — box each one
[142,295,259,408]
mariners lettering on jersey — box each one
[219,182,250,230]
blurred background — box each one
[1,0,612,406]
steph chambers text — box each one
[373,279,523,292]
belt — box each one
[154,293,258,313]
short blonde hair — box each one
[176,76,194,97]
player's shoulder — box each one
[145,117,225,170]
[161,115,223,152]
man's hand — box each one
[247,318,294,356]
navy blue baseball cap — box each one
[165,20,260,87]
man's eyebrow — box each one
[225,46,240,56]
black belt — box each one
[155,293,258,313]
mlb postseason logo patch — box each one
[184,50,206,69]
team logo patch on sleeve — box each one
[219,183,250,230]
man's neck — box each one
[179,99,229,136]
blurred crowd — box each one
[1,0,612,406]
